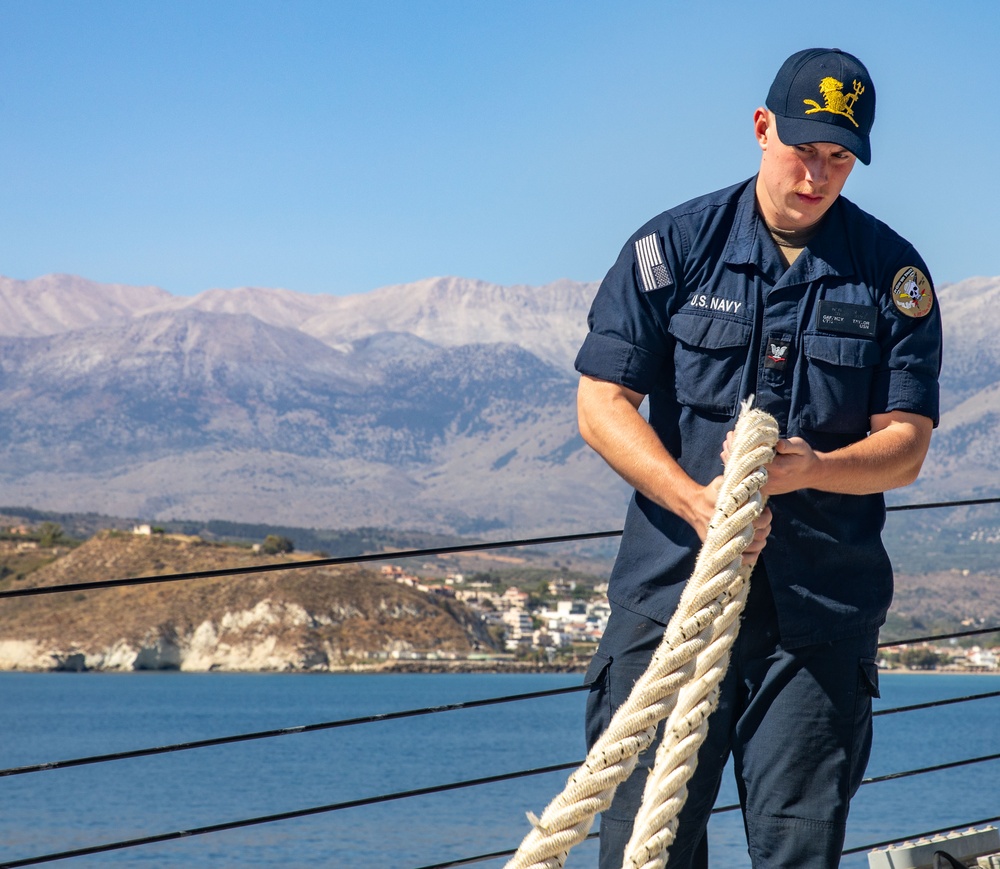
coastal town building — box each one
[377,563,998,668]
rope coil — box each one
[505,400,779,869]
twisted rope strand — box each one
[504,403,778,869]
[624,409,777,869]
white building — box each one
[502,609,535,651]
[967,647,999,669]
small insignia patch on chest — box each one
[891,266,934,318]
[764,338,791,370]
[634,232,673,292]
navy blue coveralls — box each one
[575,177,942,868]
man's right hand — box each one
[578,376,772,566]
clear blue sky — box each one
[0,0,992,296]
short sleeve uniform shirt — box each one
[575,178,942,647]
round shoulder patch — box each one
[891,266,934,318]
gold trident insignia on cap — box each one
[803,77,864,128]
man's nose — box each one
[804,157,829,185]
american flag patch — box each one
[633,232,672,292]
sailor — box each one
[575,48,942,868]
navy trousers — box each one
[584,567,880,868]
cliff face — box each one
[0,533,497,672]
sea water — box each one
[0,671,997,868]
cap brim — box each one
[773,114,871,165]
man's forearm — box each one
[764,411,934,497]
[577,375,716,536]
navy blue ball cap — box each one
[766,48,875,165]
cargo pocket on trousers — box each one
[584,651,612,750]
[849,656,880,795]
[859,657,880,700]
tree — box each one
[38,522,65,547]
[900,647,941,669]
[261,535,294,555]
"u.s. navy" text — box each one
[688,294,743,314]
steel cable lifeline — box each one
[1,658,996,865]
[4,749,998,869]
[504,402,779,869]
[3,682,997,780]
[0,762,584,869]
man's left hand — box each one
[721,430,816,494]
[762,437,819,496]
[722,409,934,498]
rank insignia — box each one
[891,266,934,318]
[764,338,790,370]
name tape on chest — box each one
[633,232,673,292]
[816,300,877,337]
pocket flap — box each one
[583,650,612,688]
[860,657,881,699]
[668,313,751,350]
[804,333,880,368]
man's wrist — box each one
[660,475,711,536]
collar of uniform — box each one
[721,178,756,262]
[721,178,783,279]
[791,197,856,282]
[721,176,856,283]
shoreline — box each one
[878,666,1000,676]
[2,661,999,676]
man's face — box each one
[753,109,857,231]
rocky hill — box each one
[912,276,1000,500]
[0,533,497,672]
[0,529,995,672]
[886,569,1000,642]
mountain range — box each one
[0,272,995,540]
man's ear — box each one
[753,108,769,149]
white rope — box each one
[504,400,779,869]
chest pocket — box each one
[667,313,751,416]
[797,333,881,433]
